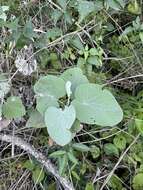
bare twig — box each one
[0,133,75,190]
[105,74,143,85]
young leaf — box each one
[3,96,25,119]
[72,143,90,152]
[61,67,89,95]
[65,81,72,99]
[90,145,100,159]
[45,105,76,146]
[127,0,140,15]
[72,84,123,126]
[49,150,66,158]
[104,143,119,156]
[113,134,126,150]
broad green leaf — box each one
[34,75,66,98]
[34,75,65,114]
[77,0,95,22]
[72,143,90,152]
[61,67,89,95]
[49,150,66,158]
[32,167,45,184]
[104,143,119,156]
[45,105,76,146]
[26,110,46,128]
[36,96,59,115]
[90,145,100,159]
[113,134,126,150]
[72,84,123,126]
[133,173,143,190]
[3,96,25,119]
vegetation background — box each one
[0,0,143,189]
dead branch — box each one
[0,133,75,190]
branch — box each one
[0,133,75,190]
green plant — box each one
[32,67,123,146]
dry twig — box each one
[0,133,75,190]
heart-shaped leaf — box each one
[34,75,66,97]
[45,105,76,146]
[34,75,66,114]
[61,67,89,95]
[72,84,123,126]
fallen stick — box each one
[0,133,75,190]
